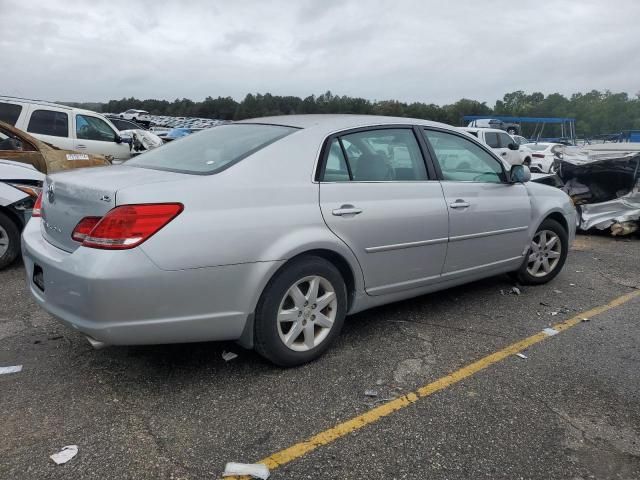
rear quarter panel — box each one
[117,127,363,277]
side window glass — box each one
[76,115,117,142]
[484,132,499,148]
[27,109,69,137]
[339,129,427,181]
[498,133,515,148]
[0,103,23,126]
[322,139,350,182]
[423,129,505,183]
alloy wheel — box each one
[527,230,561,277]
[0,224,9,257]
[277,275,338,352]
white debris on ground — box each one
[222,351,238,362]
[0,365,22,374]
[223,462,270,479]
[516,353,528,359]
[364,389,378,397]
[543,328,560,336]
[50,445,78,465]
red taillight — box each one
[71,217,102,242]
[81,203,183,250]
[32,192,43,217]
[532,153,545,158]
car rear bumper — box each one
[21,219,280,346]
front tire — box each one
[0,212,21,270]
[254,256,347,367]
[514,218,568,285]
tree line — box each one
[63,90,640,138]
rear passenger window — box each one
[323,139,350,182]
[27,109,69,137]
[0,103,23,126]
[321,129,428,182]
[484,132,499,148]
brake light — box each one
[532,153,545,158]
[71,217,102,242]
[82,203,183,250]
[32,192,43,217]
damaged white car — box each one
[556,148,640,236]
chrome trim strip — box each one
[365,237,449,253]
[449,226,528,243]
[441,256,524,278]
[366,273,441,295]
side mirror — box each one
[114,134,123,144]
[510,164,531,183]
[508,142,519,150]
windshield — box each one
[128,123,298,174]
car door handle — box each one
[449,200,470,209]
[332,205,363,216]
[500,152,507,156]
[76,144,86,149]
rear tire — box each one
[514,218,568,285]
[0,211,21,270]
[254,256,347,367]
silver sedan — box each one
[22,115,576,366]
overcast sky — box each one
[2,0,639,106]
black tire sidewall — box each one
[254,256,347,367]
[517,218,568,285]
[0,211,21,269]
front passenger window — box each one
[423,130,505,183]
[76,115,117,142]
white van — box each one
[0,96,131,161]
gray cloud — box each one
[1,0,639,105]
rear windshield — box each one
[127,123,298,174]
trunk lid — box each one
[41,165,184,252]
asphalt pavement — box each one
[1,233,639,479]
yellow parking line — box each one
[226,290,640,478]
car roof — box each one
[0,95,107,117]
[237,114,451,135]
[459,127,509,134]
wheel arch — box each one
[238,246,363,350]
[0,205,25,230]
[543,210,569,233]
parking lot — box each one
[1,233,639,479]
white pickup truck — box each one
[0,96,131,161]
[459,127,526,166]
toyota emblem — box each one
[47,183,55,203]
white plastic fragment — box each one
[222,351,238,362]
[0,365,22,375]
[364,389,378,397]
[516,353,527,359]
[223,462,270,479]
[543,328,559,336]
[550,311,559,316]
[50,445,78,465]
[511,287,521,295]
[553,289,563,294]
[569,283,576,286]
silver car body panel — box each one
[22,115,576,346]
